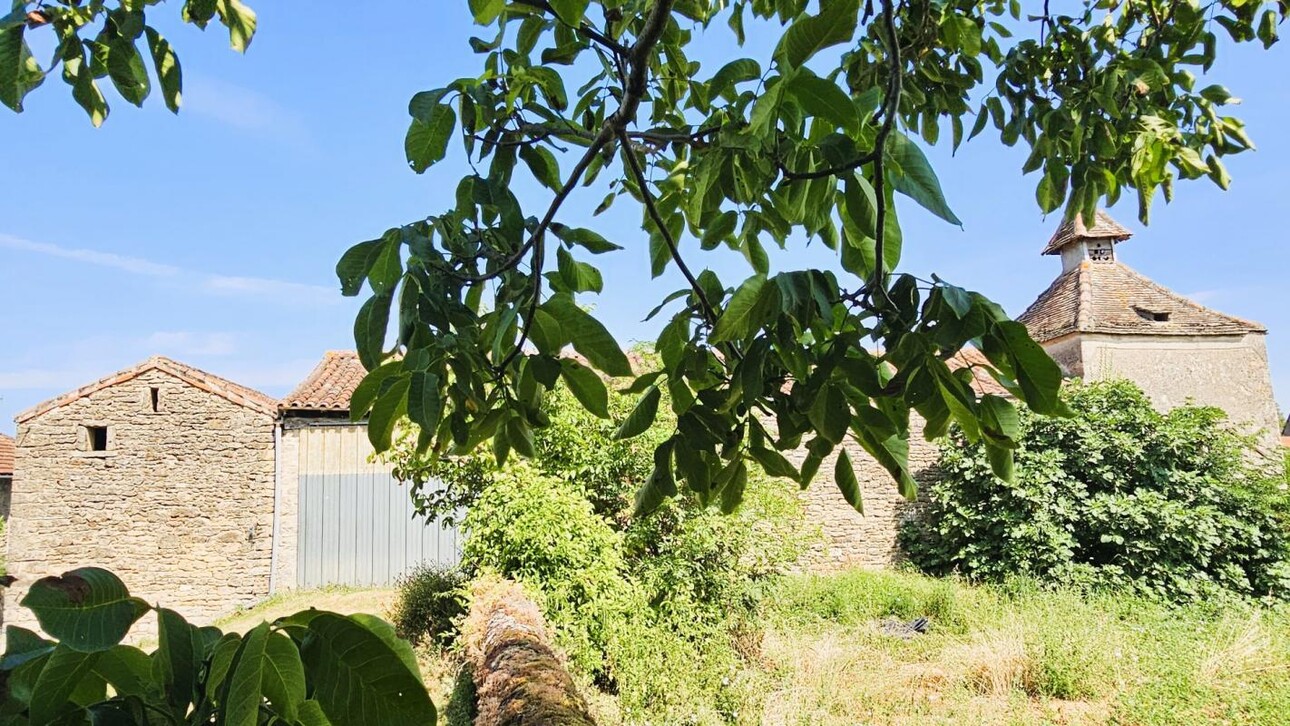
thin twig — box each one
[871,0,903,300]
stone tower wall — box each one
[5,369,276,632]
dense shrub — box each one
[391,562,469,648]
[901,379,1290,602]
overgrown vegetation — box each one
[389,379,809,722]
[902,379,1290,602]
[390,562,469,649]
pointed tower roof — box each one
[1019,212,1265,341]
[1041,210,1133,255]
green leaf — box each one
[91,645,153,699]
[21,568,149,653]
[367,377,410,451]
[519,144,562,191]
[221,622,270,726]
[548,0,591,26]
[544,295,633,376]
[775,0,860,69]
[346,614,421,678]
[104,40,150,107]
[560,359,610,419]
[1,626,55,670]
[301,613,438,725]
[985,441,1015,482]
[336,239,382,296]
[708,58,761,98]
[750,446,799,481]
[615,385,661,440]
[711,274,769,343]
[353,292,393,370]
[406,104,456,173]
[408,371,442,432]
[298,700,334,726]
[809,383,850,445]
[834,449,864,514]
[551,224,623,254]
[262,631,307,722]
[153,608,198,716]
[30,644,100,726]
[979,394,1020,441]
[634,438,677,516]
[368,238,403,295]
[349,361,404,422]
[786,71,860,136]
[0,26,46,113]
[718,459,748,514]
[984,321,1064,416]
[556,247,603,293]
[145,28,182,113]
[469,0,505,24]
[887,133,962,226]
[215,0,257,52]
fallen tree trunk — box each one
[461,578,597,726]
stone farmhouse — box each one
[4,212,1282,628]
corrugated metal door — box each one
[293,425,460,588]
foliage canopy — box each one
[901,379,1290,602]
[7,0,1285,513]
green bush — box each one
[391,562,469,648]
[901,379,1290,602]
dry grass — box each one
[945,624,1031,696]
[1197,612,1284,686]
[215,587,398,634]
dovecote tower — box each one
[1018,211,1282,451]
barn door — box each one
[297,470,460,588]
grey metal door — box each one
[297,471,460,588]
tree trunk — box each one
[462,578,597,726]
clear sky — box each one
[2,4,1287,435]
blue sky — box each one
[2,4,1287,434]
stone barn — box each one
[1018,211,1282,453]
[6,357,278,629]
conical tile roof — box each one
[1041,210,1133,255]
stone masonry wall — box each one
[5,369,276,631]
[1080,333,1283,454]
[792,414,939,571]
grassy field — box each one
[217,570,1290,725]
[751,570,1290,725]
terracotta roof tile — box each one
[1017,261,1264,342]
[281,351,368,412]
[0,433,13,476]
[15,356,278,424]
[1042,210,1134,255]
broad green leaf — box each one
[634,438,677,516]
[406,104,456,173]
[262,631,307,722]
[353,292,393,370]
[983,321,1064,416]
[367,377,411,451]
[469,0,505,24]
[349,361,404,422]
[708,58,761,98]
[786,72,860,136]
[887,133,962,226]
[21,568,149,653]
[336,239,382,296]
[298,700,334,726]
[347,614,421,677]
[206,633,243,695]
[301,613,438,725]
[809,384,850,445]
[551,224,623,254]
[556,247,603,293]
[30,644,100,726]
[544,295,633,376]
[750,446,799,481]
[615,385,661,440]
[368,239,403,295]
[985,441,1016,482]
[221,622,270,726]
[153,608,198,716]
[145,28,182,113]
[0,26,46,112]
[711,274,768,343]
[216,0,257,52]
[1,626,55,670]
[408,371,442,432]
[979,394,1020,441]
[519,144,562,191]
[560,359,610,419]
[548,0,591,26]
[103,39,150,107]
[718,459,748,514]
[834,449,864,514]
[775,0,860,68]
[92,645,153,698]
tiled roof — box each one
[1017,261,1265,342]
[15,356,278,424]
[1041,210,1133,255]
[281,351,368,412]
[0,433,13,476]
[1283,415,1290,437]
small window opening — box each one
[85,426,108,452]
[150,387,160,413]
[1134,307,1171,323]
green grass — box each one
[742,569,1290,725]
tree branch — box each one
[511,0,631,56]
[871,0,903,299]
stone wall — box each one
[1078,332,1283,452]
[5,369,276,631]
[792,415,940,571]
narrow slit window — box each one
[150,387,160,412]
[85,426,108,452]
[1134,307,1171,323]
